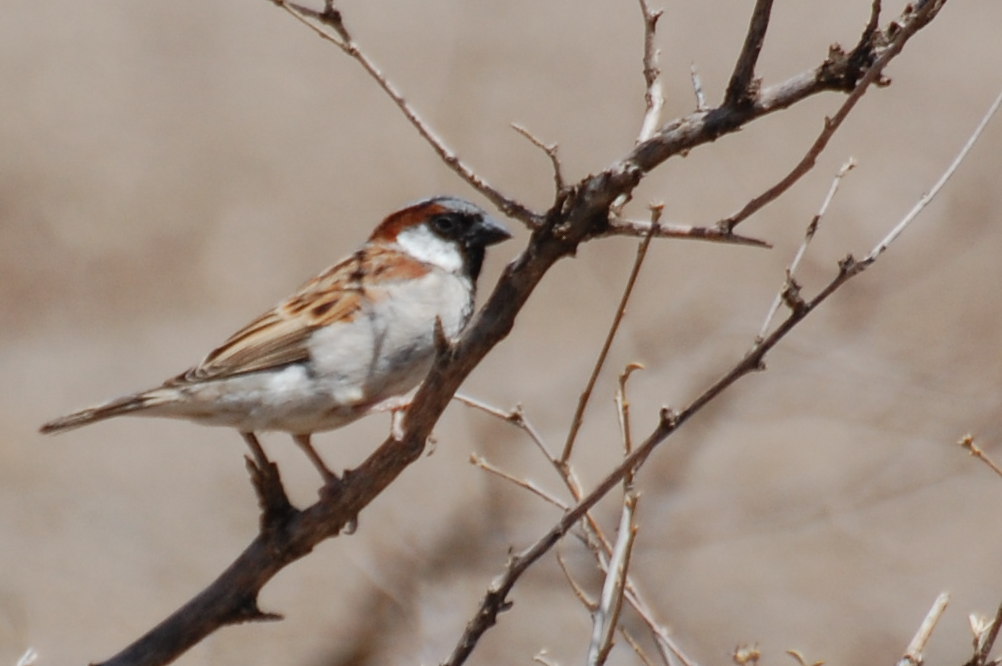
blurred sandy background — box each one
[3,0,1002,664]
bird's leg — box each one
[390,404,408,441]
[364,395,412,440]
[292,433,339,483]
[293,433,357,534]
[241,432,294,528]
[242,431,271,469]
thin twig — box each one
[613,0,665,215]
[604,217,771,248]
[617,363,645,460]
[587,493,639,665]
[556,547,597,611]
[718,0,938,232]
[454,394,556,462]
[690,63,707,112]
[637,0,665,143]
[785,649,823,666]
[458,393,698,666]
[969,602,1002,666]
[621,628,659,666]
[630,585,695,666]
[757,158,855,340]
[442,81,996,666]
[897,592,950,666]
[512,123,566,195]
[469,453,569,510]
[273,1,541,227]
[561,206,662,463]
[960,434,1002,480]
[861,88,1002,266]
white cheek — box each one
[395,224,464,273]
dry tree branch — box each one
[613,0,665,214]
[967,602,1002,666]
[600,0,945,237]
[617,363,645,459]
[757,158,856,341]
[637,0,666,143]
[272,0,541,227]
[556,547,598,612]
[717,0,892,231]
[588,365,643,665]
[862,87,1002,265]
[93,2,956,663]
[454,394,557,462]
[458,393,697,666]
[469,453,569,511]
[603,216,771,248]
[587,493,639,666]
[441,84,997,666]
[724,0,775,107]
[622,628,659,666]
[896,592,950,666]
[512,123,567,196]
[561,206,662,463]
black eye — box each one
[432,213,463,236]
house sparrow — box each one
[40,196,512,479]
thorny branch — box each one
[758,158,856,341]
[457,393,697,666]
[92,1,972,664]
[512,122,567,196]
[441,87,999,665]
[273,0,542,227]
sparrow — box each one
[40,196,512,479]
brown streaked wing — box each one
[173,245,432,384]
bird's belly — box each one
[165,270,471,433]
[169,343,436,434]
[163,365,363,433]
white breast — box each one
[306,266,473,411]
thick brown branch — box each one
[275,0,542,228]
[724,0,774,107]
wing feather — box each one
[173,247,431,384]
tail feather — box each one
[40,392,166,434]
